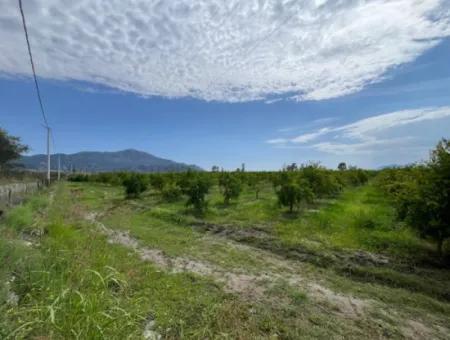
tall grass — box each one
[5,205,33,232]
[1,183,284,339]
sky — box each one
[1,0,450,170]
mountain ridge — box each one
[19,149,202,173]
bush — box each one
[161,184,182,202]
[183,174,211,213]
[94,172,123,185]
[276,177,314,213]
[342,168,369,186]
[149,175,165,192]
[246,174,264,199]
[68,174,90,182]
[219,173,242,204]
[377,139,450,256]
[301,164,335,198]
[122,174,148,198]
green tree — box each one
[337,162,347,171]
[247,174,263,199]
[149,174,165,192]
[122,174,148,198]
[184,174,211,213]
[301,164,340,198]
[161,182,182,202]
[285,163,298,171]
[219,173,242,204]
[0,128,29,170]
[276,178,314,213]
[177,169,195,193]
[404,139,450,256]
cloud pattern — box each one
[1,0,449,102]
[268,106,450,154]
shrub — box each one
[276,178,314,213]
[342,168,369,186]
[161,183,182,202]
[419,138,450,256]
[247,174,264,199]
[177,170,195,193]
[68,174,90,182]
[122,174,148,198]
[378,139,450,256]
[93,172,123,185]
[149,175,165,192]
[183,174,211,213]
[219,173,242,204]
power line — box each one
[18,0,49,128]
[18,0,53,183]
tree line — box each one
[69,164,371,214]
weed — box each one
[5,205,33,232]
[352,209,378,229]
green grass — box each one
[4,205,34,232]
[0,185,269,339]
[2,181,450,339]
[89,182,431,264]
[276,184,426,256]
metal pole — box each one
[58,155,61,181]
[47,127,51,184]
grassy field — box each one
[1,180,449,339]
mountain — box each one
[19,149,202,173]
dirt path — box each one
[85,212,370,318]
[84,212,450,340]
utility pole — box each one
[46,126,51,184]
[57,154,61,181]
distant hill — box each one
[19,149,202,173]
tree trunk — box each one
[289,202,293,213]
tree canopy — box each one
[0,128,29,170]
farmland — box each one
[2,0,450,338]
[1,157,450,339]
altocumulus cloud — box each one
[1,0,449,102]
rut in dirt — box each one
[85,212,370,319]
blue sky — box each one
[1,0,450,170]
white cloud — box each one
[313,137,415,155]
[0,0,449,102]
[339,106,450,140]
[266,138,288,145]
[267,106,450,154]
[291,127,331,143]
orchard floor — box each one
[1,181,449,339]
